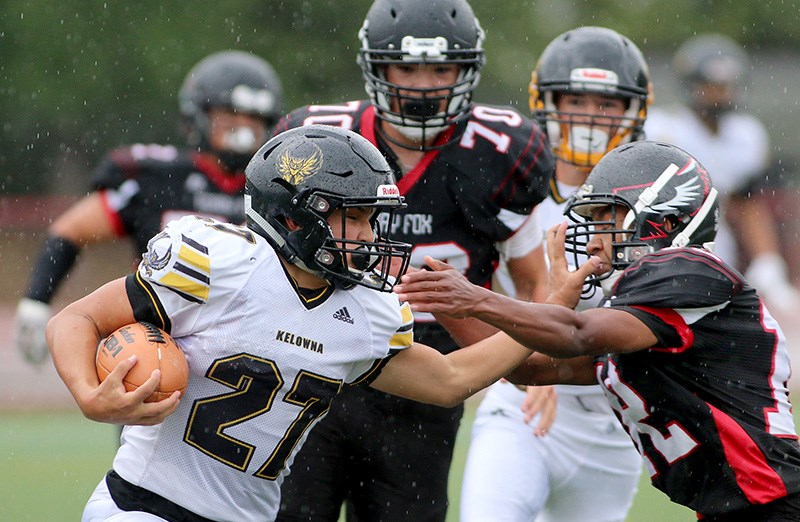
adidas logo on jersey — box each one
[333,307,354,324]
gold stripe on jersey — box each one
[389,302,414,348]
[400,302,413,324]
[389,331,413,348]
[159,271,210,302]
[350,356,391,386]
[178,244,211,273]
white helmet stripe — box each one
[671,187,718,248]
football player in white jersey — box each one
[644,33,799,312]
[45,125,539,522]
[464,27,650,522]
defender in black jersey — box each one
[274,1,554,521]
[395,141,800,520]
[15,51,284,366]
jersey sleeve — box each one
[495,207,544,260]
[449,105,555,242]
[270,105,316,137]
[348,299,414,385]
[90,144,180,190]
[125,215,246,338]
[608,248,742,352]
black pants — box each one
[277,385,464,522]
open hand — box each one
[393,257,488,318]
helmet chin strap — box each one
[221,127,257,153]
[244,195,320,277]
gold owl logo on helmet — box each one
[277,143,323,185]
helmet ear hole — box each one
[664,214,680,232]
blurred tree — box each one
[2,0,799,193]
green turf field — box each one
[1,405,701,521]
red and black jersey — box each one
[598,247,800,516]
[273,101,554,352]
[91,143,246,256]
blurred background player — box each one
[272,0,555,520]
[644,33,800,313]
[461,27,648,522]
[14,50,284,366]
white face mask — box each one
[221,127,257,153]
[568,125,610,156]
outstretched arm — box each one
[394,224,658,359]
[369,331,533,407]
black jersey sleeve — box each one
[611,248,741,309]
[447,105,554,242]
[608,248,743,353]
[90,148,133,191]
[90,144,184,191]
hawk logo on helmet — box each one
[648,175,703,213]
[277,144,323,185]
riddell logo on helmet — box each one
[377,184,400,196]
[570,68,619,90]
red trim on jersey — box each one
[360,105,452,196]
[708,402,787,504]
[98,189,127,237]
[629,305,694,353]
[192,153,246,194]
[360,105,379,146]
[492,126,546,204]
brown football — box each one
[96,322,189,403]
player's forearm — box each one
[467,292,590,359]
[734,196,781,258]
[437,331,534,406]
[46,308,104,412]
[433,313,499,346]
[505,352,597,385]
[25,236,80,303]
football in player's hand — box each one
[96,322,189,402]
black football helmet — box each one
[530,27,652,168]
[357,0,485,150]
[244,125,412,291]
[564,141,719,293]
[672,33,749,117]
[179,50,284,171]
